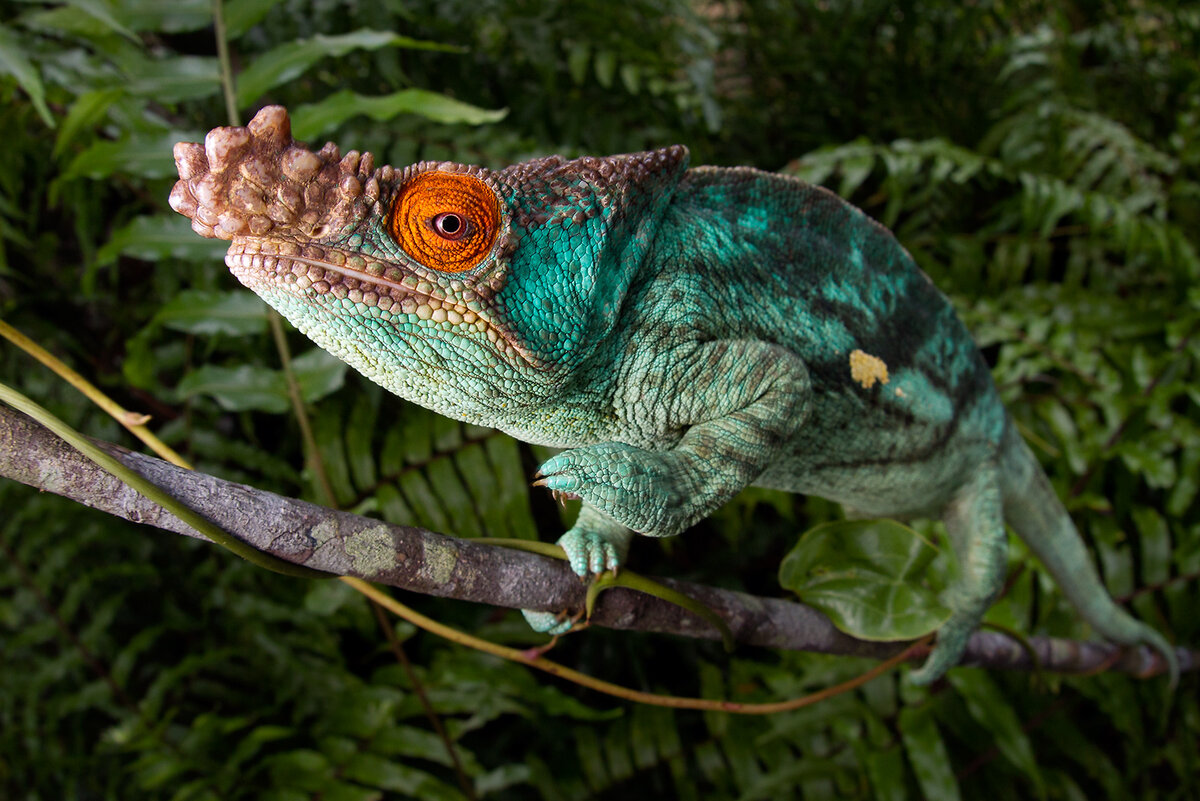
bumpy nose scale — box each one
[168,105,382,243]
[168,107,536,368]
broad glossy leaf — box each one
[153,289,269,337]
[114,0,211,32]
[291,347,348,403]
[779,519,950,640]
[567,43,590,85]
[235,29,459,108]
[898,705,961,801]
[343,752,462,798]
[224,0,284,38]
[948,672,1045,797]
[475,764,532,796]
[603,718,634,783]
[574,726,608,791]
[62,131,202,181]
[1039,717,1124,799]
[177,364,289,413]
[398,471,452,533]
[372,724,472,767]
[313,400,355,504]
[0,24,54,127]
[317,781,390,801]
[97,215,228,267]
[265,749,332,790]
[66,0,138,41]
[124,55,219,102]
[345,392,379,492]
[426,458,482,538]
[53,88,124,159]
[291,89,507,140]
[837,148,876,198]
[593,50,616,88]
[174,348,345,413]
[861,744,910,801]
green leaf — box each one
[779,519,950,640]
[61,131,202,181]
[290,89,507,140]
[567,43,590,85]
[619,63,640,94]
[226,724,295,771]
[174,349,347,412]
[177,364,290,413]
[318,782,388,801]
[1039,717,1124,799]
[66,0,138,41]
[898,705,961,801]
[342,753,462,799]
[291,347,348,403]
[0,24,55,128]
[97,215,229,267]
[593,50,616,88]
[224,0,284,38]
[475,764,532,796]
[948,672,1045,797]
[114,0,212,33]
[53,89,124,159]
[861,745,910,801]
[124,55,220,102]
[838,149,876,198]
[154,290,269,337]
[265,749,332,786]
[235,29,460,108]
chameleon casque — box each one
[169,106,1177,684]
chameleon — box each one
[169,105,1177,684]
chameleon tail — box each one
[998,422,1179,688]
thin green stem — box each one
[268,313,338,506]
[348,577,925,714]
[210,0,337,508]
[370,601,476,800]
[0,381,329,580]
[211,0,238,127]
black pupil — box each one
[436,213,463,236]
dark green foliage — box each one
[0,1,1197,798]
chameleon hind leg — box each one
[522,503,632,634]
[909,461,1007,684]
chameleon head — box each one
[169,106,688,426]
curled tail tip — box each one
[1150,632,1180,692]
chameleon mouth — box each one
[225,239,537,363]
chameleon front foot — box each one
[535,443,701,539]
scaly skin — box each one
[170,106,1178,684]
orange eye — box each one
[387,172,499,273]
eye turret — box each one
[387,172,499,273]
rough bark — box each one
[0,403,1189,679]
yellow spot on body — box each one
[895,387,905,397]
[849,349,889,389]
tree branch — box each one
[0,403,1191,680]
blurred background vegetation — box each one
[1,0,1198,798]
